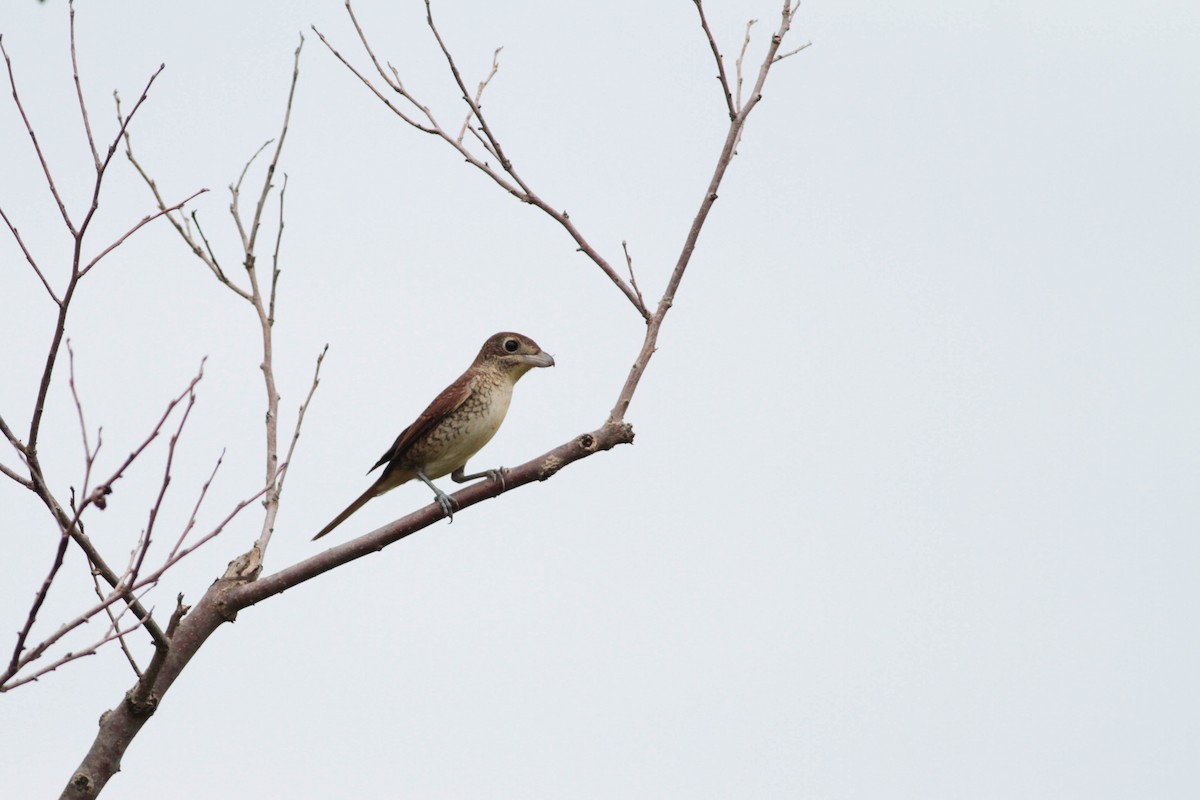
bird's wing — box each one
[368,370,474,473]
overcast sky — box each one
[2,1,1198,797]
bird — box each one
[312,332,555,540]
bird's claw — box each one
[435,491,456,521]
[486,467,507,491]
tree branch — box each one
[315,4,652,319]
[57,1,808,794]
[692,0,736,118]
[609,0,804,424]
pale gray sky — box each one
[2,1,1198,797]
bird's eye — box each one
[504,338,519,353]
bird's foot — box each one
[417,471,457,522]
[434,488,456,521]
[484,467,507,491]
[451,465,507,491]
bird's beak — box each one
[522,352,555,368]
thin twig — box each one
[118,94,239,296]
[74,61,168,250]
[79,189,207,277]
[2,619,144,692]
[166,450,226,564]
[0,412,27,457]
[68,0,100,170]
[244,34,303,262]
[90,571,143,679]
[2,363,204,689]
[2,479,268,686]
[0,206,60,305]
[239,36,306,556]
[620,241,648,312]
[269,174,288,326]
[457,47,503,144]
[692,0,736,119]
[735,19,757,113]
[609,0,804,424]
[230,139,274,254]
[130,387,198,591]
[773,40,812,62]
[259,344,328,553]
[66,343,102,514]
[317,3,652,319]
[0,35,75,234]
[0,461,33,490]
[6,527,72,681]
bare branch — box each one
[318,22,438,132]
[131,594,189,700]
[0,206,61,305]
[245,34,303,262]
[58,1,808,787]
[130,385,199,591]
[621,240,648,313]
[90,572,144,680]
[150,481,274,582]
[190,212,238,290]
[268,174,288,325]
[465,122,500,160]
[248,421,634,602]
[3,475,266,689]
[68,1,100,170]
[421,0,527,190]
[229,138,274,253]
[232,37,306,559]
[608,0,803,424]
[260,345,328,554]
[692,0,736,118]
[66,343,102,514]
[2,619,144,692]
[7,528,72,682]
[87,363,206,513]
[0,413,32,488]
[0,461,33,490]
[0,35,75,234]
[78,189,207,277]
[457,46,503,144]
[774,40,813,62]
[735,19,757,112]
[166,450,226,564]
[118,96,246,298]
[1,361,207,689]
[73,60,168,248]
[22,52,188,459]
[0,412,27,456]
[318,3,652,319]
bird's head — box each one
[477,331,555,379]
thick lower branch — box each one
[58,419,632,799]
[59,587,236,800]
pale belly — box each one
[421,386,512,479]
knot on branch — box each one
[124,687,158,718]
[597,422,635,450]
[221,545,263,583]
[539,454,564,480]
[69,772,95,795]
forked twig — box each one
[457,47,502,144]
[314,3,652,319]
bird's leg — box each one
[416,470,456,520]
[451,464,507,491]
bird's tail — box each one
[312,484,379,541]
